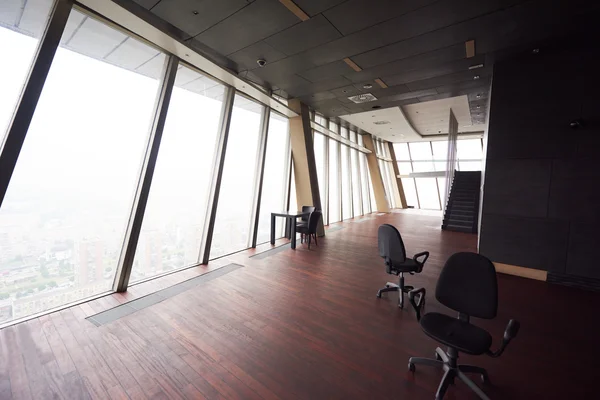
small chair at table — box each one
[295,205,315,230]
[376,224,429,310]
[297,211,321,249]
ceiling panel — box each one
[298,60,354,83]
[265,15,341,56]
[345,43,468,83]
[151,0,249,38]
[228,41,287,71]
[293,0,346,16]
[135,53,167,79]
[132,0,160,9]
[66,15,127,59]
[286,76,352,97]
[406,67,492,92]
[195,0,299,55]
[323,0,438,36]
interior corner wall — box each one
[479,45,600,284]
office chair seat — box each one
[387,258,421,274]
[421,312,492,355]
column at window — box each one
[313,132,328,223]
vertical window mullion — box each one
[115,55,179,292]
[249,107,270,248]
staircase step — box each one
[443,224,475,233]
[444,214,473,222]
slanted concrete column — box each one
[362,134,391,213]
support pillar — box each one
[363,135,391,213]
[388,142,407,208]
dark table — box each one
[271,211,311,249]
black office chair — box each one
[297,211,321,249]
[296,205,315,229]
[376,224,429,310]
[408,252,520,400]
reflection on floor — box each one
[1,212,597,399]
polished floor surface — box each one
[1,211,598,399]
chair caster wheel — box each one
[435,353,442,361]
[408,363,415,372]
[376,292,382,298]
[385,284,390,288]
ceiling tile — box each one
[293,0,347,16]
[323,0,438,36]
[151,0,249,38]
[406,66,492,91]
[271,74,312,91]
[105,37,161,71]
[346,43,467,83]
[132,0,160,9]
[228,41,287,71]
[265,15,342,56]
[381,55,484,87]
[195,0,299,55]
[298,60,354,83]
[286,76,352,97]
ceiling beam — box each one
[343,57,362,72]
[374,78,388,88]
[278,0,310,21]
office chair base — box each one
[409,347,490,400]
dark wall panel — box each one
[479,215,569,272]
[480,44,600,283]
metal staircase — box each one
[442,171,481,233]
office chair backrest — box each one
[378,224,407,264]
[435,252,498,319]
[307,211,321,233]
[301,206,315,221]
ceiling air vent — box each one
[373,120,391,125]
[348,93,377,103]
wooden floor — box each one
[1,211,598,399]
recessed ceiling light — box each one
[473,75,480,80]
[363,83,373,89]
[476,94,481,98]
[185,53,190,57]
[192,10,199,15]
[342,89,348,93]
[468,63,484,70]
[373,120,391,125]
[532,48,540,54]
[477,105,481,109]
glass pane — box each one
[434,161,446,172]
[351,149,361,216]
[393,143,410,160]
[360,153,370,214]
[357,134,364,146]
[132,66,225,283]
[256,112,290,244]
[412,161,435,172]
[398,162,412,175]
[329,120,338,133]
[341,145,352,219]
[438,177,448,209]
[415,178,441,210]
[349,131,357,143]
[328,139,340,223]
[289,161,297,213]
[387,162,400,208]
[368,166,377,212]
[340,126,348,138]
[0,10,163,324]
[315,113,327,126]
[409,142,432,160]
[378,160,392,208]
[431,140,448,160]
[211,95,263,259]
[1,0,54,143]
[457,139,483,159]
[314,133,327,223]
[459,161,482,171]
[401,178,418,208]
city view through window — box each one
[0,9,292,324]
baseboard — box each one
[494,262,547,281]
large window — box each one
[393,138,483,210]
[130,66,225,283]
[211,95,264,259]
[0,10,163,324]
[256,112,290,244]
[351,149,362,216]
[314,132,327,223]
[359,153,371,214]
[341,144,352,220]
[328,139,340,223]
[0,0,54,144]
